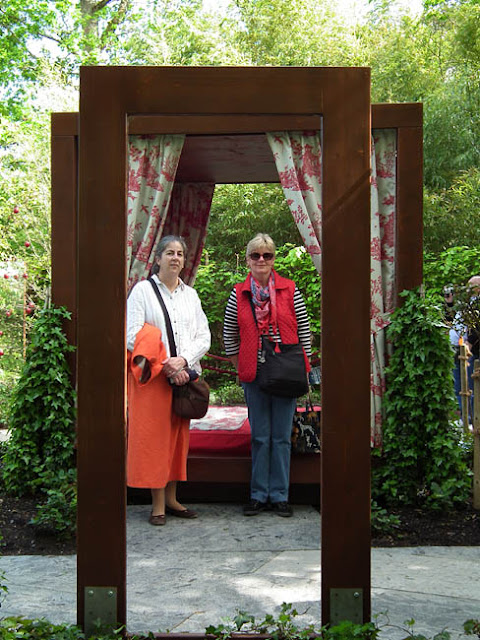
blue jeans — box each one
[242,380,297,503]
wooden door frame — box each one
[50,67,421,633]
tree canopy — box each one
[1,0,480,290]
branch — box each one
[100,0,131,48]
[91,0,114,13]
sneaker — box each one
[272,501,293,517]
[243,499,268,516]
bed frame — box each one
[50,67,422,630]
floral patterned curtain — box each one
[127,134,185,293]
[268,129,397,446]
[162,182,215,285]
[370,129,397,447]
[266,132,322,273]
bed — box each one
[182,404,321,504]
[128,404,321,505]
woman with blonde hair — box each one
[223,233,311,517]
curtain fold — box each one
[127,134,185,293]
[163,182,215,285]
[370,129,397,447]
[268,129,397,446]
[266,131,322,273]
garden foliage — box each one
[0,608,479,640]
[1,306,76,509]
[0,265,30,427]
[373,288,472,509]
[424,246,480,296]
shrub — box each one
[31,467,77,537]
[373,288,472,510]
[195,258,247,355]
[210,381,246,406]
[0,375,17,429]
[1,306,76,498]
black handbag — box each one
[257,335,309,398]
[291,397,321,453]
[148,278,210,419]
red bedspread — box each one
[188,404,321,457]
[189,406,251,456]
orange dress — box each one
[127,323,190,488]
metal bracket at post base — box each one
[84,587,118,637]
[330,588,364,625]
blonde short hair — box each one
[246,233,276,259]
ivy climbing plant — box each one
[2,306,76,499]
[373,288,472,510]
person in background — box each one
[126,236,211,526]
[443,285,455,323]
[467,276,480,364]
[466,276,480,420]
[223,233,311,518]
[448,311,471,418]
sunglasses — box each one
[249,252,274,261]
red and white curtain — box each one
[268,129,397,446]
[162,182,215,284]
[370,129,397,447]
[127,134,185,293]
[266,132,322,273]
[127,135,214,291]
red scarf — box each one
[250,273,277,336]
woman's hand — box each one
[162,356,187,378]
[171,368,190,386]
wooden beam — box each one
[372,102,422,129]
[129,113,321,134]
[395,114,424,298]
[50,118,77,380]
[53,102,423,136]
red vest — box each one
[235,271,299,383]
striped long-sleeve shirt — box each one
[223,286,312,359]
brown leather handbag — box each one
[172,378,210,419]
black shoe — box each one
[243,500,268,516]
[272,501,293,517]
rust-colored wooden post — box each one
[51,114,78,380]
[459,343,471,433]
[77,70,127,632]
[473,359,480,509]
[395,107,423,299]
[321,69,372,624]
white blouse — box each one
[126,275,211,373]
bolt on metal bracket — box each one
[330,588,364,625]
[84,586,118,637]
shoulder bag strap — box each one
[148,277,177,357]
